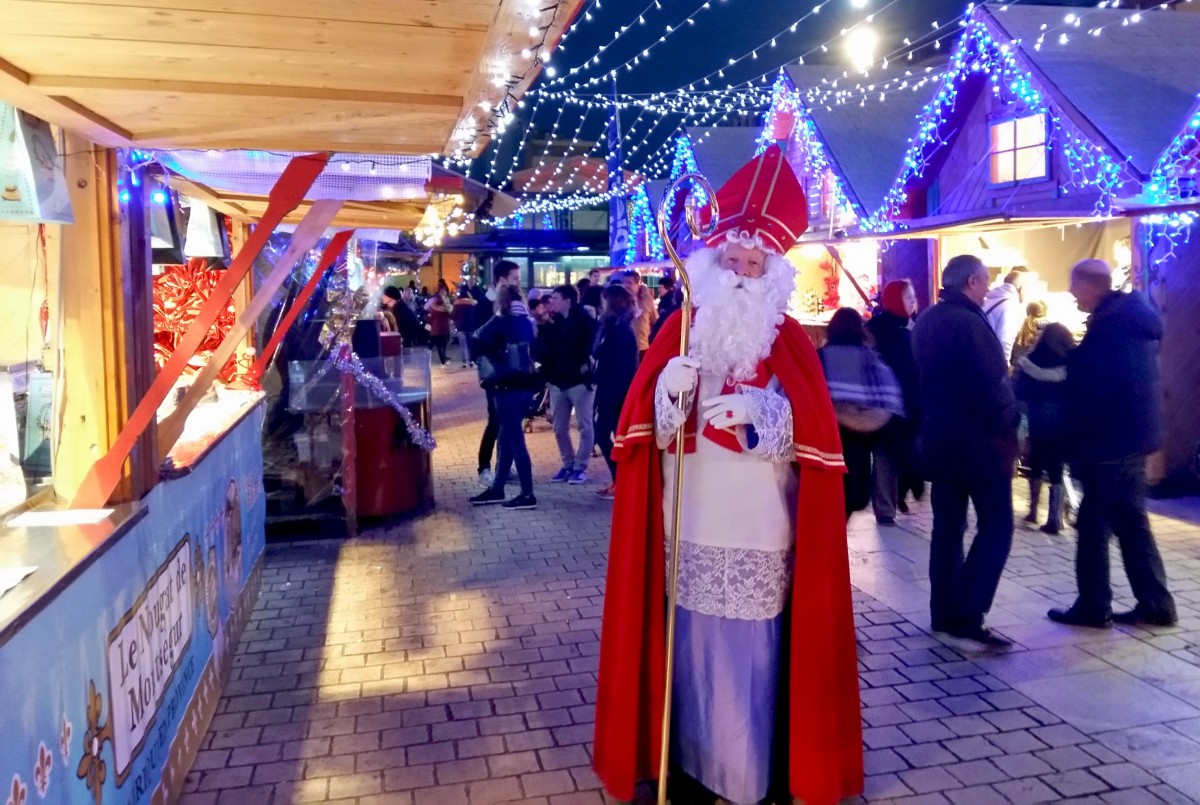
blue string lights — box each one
[757,70,857,224]
[623,183,665,264]
[863,18,1136,233]
[1140,98,1200,275]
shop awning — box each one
[0,0,584,156]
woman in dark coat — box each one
[1014,323,1075,534]
[591,284,640,499]
[867,280,923,524]
[469,285,542,510]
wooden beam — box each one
[3,0,495,32]
[0,57,131,145]
[29,76,463,109]
[165,177,251,220]
[132,107,451,148]
[453,0,588,156]
[135,137,447,154]
[54,138,154,503]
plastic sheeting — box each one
[156,150,431,202]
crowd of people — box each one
[429,260,676,510]
[811,252,1176,649]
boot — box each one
[1025,479,1042,523]
[1041,483,1065,535]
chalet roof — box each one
[784,62,945,214]
[684,126,761,190]
[982,3,1200,174]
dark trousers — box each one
[492,390,535,496]
[841,428,876,520]
[594,404,620,482]
[478,388,499,473]
[929,461,1014,629]
[431,335,449,365]
[1073,457,1175,618]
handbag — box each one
[833,401,893,433]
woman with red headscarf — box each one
[867,280,923,523]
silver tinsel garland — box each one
[334,348,438,453]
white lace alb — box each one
[666,539,792,620]
[654,373,691,449]
[737,384,794,463]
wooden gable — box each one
[908,73,1109,221]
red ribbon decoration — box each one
[71,152,330,508]
[245,229,355,388]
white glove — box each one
[701,394,752,430]
[661,356,700,397]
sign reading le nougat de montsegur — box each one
[106,539,194,778]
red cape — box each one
[593,311,863,805]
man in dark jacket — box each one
[912,254,1019,648]
[537,284,599,484]
[1047,259,1177,628]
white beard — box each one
[685,247,795,382]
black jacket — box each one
[1066,291,1164,463]
[912,289,1019,479]
[1014,347,1069,454]
[471,311,541,392]
[536,305,598,389]
[468,287,494,332]
[650,289,682,344]
[592,315,639,417]
[867,311,919,425]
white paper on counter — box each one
[0,566,36,597]
[8,509,113,527]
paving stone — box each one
[182,369,1200,805]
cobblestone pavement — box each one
[182,363,1200,805]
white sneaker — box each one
[478,469,495,488]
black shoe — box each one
[876,516,896,526]
[1039,523,1061,535]
[944,623,1012,648]
[1113,607,1178,627]
[469,488,505,506]
[502,494,537,510]
[898,499,909,514]
[1047,606,1112,628]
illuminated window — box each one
[989,113,1048,185]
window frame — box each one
[986,111,1050,188]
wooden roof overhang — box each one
[0,0,584,156]
[169,175,428,230]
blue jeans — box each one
[492,389,535,497]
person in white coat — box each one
[983,267,1029,364]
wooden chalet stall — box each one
[0,0,582,801]
[859,2,1200,488]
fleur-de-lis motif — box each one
[6,774,27,805]
[33,743,52,797]
[59,717,72,765]
[75,680,108,805]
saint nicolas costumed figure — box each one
[593,146,863,805]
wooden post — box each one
[55,136,156,503]
[229,220,255,356]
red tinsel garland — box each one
[152,258,240,383]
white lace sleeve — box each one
[654,372,692,449]
[736,384,794,463]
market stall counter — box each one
[0,395,266,805]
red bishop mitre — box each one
[702,144,809,254]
